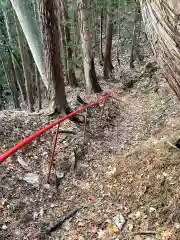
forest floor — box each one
[1,10,180,240]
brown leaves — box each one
[107,225,119,233]
[0,198,5,210]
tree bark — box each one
[3,8,26,103]
[0,85,5,110]
[61,0,78,87]
[103,2,114,79]
[10,0,48,89]
[116,0,121,65]
[1,58,20,109]
[35,66,42,111]
[72,0,81,66]
[99,7,104,65]
[91,0,98,55]
[15,17,34,112]
[0,13,20,109]
[58,2,69,85]
[140,0,180,99]
[37,0,69,113]
[130,2,141,69]
[77,0,102,93]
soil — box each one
[1,5,180,240]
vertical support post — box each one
[47,123,60,183]
[100,97,108,125]
[83,110,87,143]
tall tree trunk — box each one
[3,8,26,103]
[116,0,121,65]
[99,7,104,65]
[1,57,20,109]
[37,0,69,113]
[77,0,102,93]
[0,85,5,110]
[15,17,34,112]
[0,14,20,109]
[139,0,180,99]
[35,66,42,111]
[130,2,141,69]
[103,0,114,79]
[58,3,69,85]
[10,0,48,89]
[61,0,78,87]
[32,0,42,111]
[72,0,81,68]
[91,0,98,55]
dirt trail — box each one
[1,70,180,239]
[1,6,180,238]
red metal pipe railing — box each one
[47,123,60,183]
[0,94,109,164]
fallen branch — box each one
[58,130,76,135]
[45,206,80,234]
[166,141,180,151]
[77,95,88,105]
[132,230,156,235]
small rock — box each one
[55,170,65,179]
[42,152,48,157]
[163,172,168,177]
[2,225,7,230]
[23,173,39,187]
[43,183,51,189]
[149,207,156,213]
[174,222,180,229]
[113,213,126,230]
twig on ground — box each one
[77,95,88,105]
[58,130,76,134]
[132,231,156,235]
[69,114,85,124]
[45,206,80,234]
[166,141,180,151]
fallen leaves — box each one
[107,225,119,233]
[134,211,146,219]
[158,227,172,240]
[90,195,97,201]
[0,198,5,210]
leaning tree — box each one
[140,0,180,99]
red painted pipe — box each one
[0,95,109,163]
[47,123,60,183]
